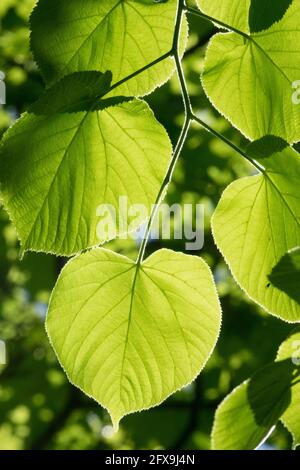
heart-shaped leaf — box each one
[30,0,188,96]
[201,0,300,142]
[212,136,300,322]
[46,248,221,429]
[0,72,172,256]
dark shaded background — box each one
[0,0,294,450]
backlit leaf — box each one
[212,327,300,450]
[277,327,300,448]
[46,248,221,429]
[212,136,300,322]
[30,0,188,96]
[211,360,294,450]
[201,0,300,142]
[197,0,250,32]
[0,72,172,256]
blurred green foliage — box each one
[0,0,294,450]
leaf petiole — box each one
[136,0,262,264]
[191,113,263,172]
[185,5,251,40]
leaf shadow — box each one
[268,248,300,305]
[29,71,131,116]
[247,359,300,428]
[249,0,293,33]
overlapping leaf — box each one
[46,248,222,429]
[0,72,172,255]
[248,0,293,33]
[201,0,300,142]
[30,0,188,96]
[198,0,293,33]
[211,360,294,450]
[277,328,300,448]
[197,0,250,32]
[212,136,300,322]
[212,328,300,450]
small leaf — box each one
[269,247,300,305]
[212,136,300,322]
[30,0,188,96]
[212,360,295,450]
[277,327,300,448]
[0,72,172,255]
[201,0,300,143]
[46,248,221,429]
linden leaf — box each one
[0,72,172,256]
[201,0,300,142]
[30,0,188,96]
[277,327,300,449]
[211,360,294,450]
[46,248,221,429]
[197,0,250,32]
[212,327,300,450]
[269,247,300,305]
[212,136,300,322]
[198,0,293,33]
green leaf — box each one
[269,247,300,305]
[201,0,300,143]
[211,360,294,450]
[30,0,188,96]
[0,72,172,256]
[46,248,221,429]
[277,327,300,448]
[212,136,300,322]
[197,0,250,32]
[198,0,293,33]
[28,70,128,113]
[212,328,300,450]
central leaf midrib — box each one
[119,263,141,406]
[24,111,89,250]
[250,36,292,87]
[61,263,135,360]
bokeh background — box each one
[0,0,295,450]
